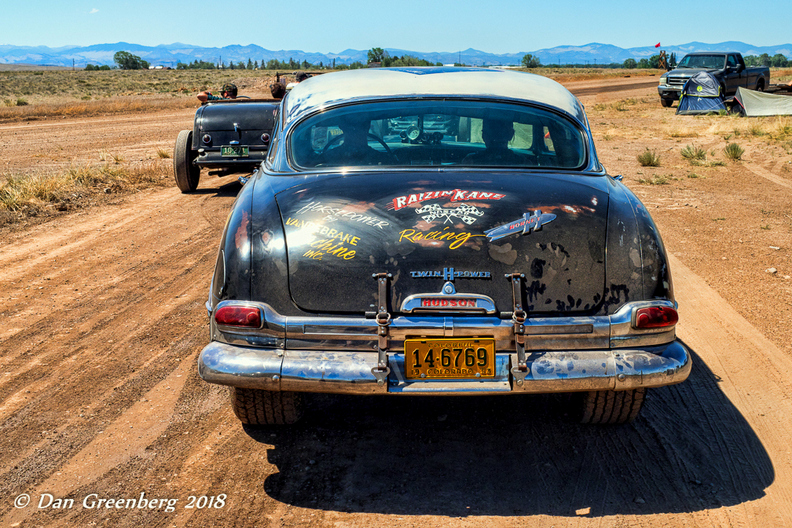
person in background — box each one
[321,113,392,167]
[197,83,238,102]
[462,117,525,166]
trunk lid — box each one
[275,171,609,315]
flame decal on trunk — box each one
[484,210,557,241]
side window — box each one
[727,55,737,68]
[469,118,484,144]
[266,113,280,164]
[309,126,342,151]
[509,123,533,150]
[543,126,555,152]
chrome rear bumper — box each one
[198,340,691,395]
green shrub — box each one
[724,143,744,161]
[637,149,661,167]
[680,144,706,161]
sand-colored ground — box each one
[1,75,791,527]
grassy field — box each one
[0,69,285,121]
[0,68,276,101]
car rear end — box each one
[193,101,278,174]
[197,68,691,425]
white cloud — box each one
[90,8,99,14]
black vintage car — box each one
[173,99,278,192]
[199,67,691,425]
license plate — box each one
[404,338,495,379]
[221,146,249,157]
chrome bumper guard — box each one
[198,340,691,395]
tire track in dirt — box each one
[0,109,195,173]
[0,177,241,526]
[1,355,194,527]
[567,79,659,98]
[742,153,792,190]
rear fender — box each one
[604,179,673,315]
[210,178,255,309]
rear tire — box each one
[756,79,765,92]
[579,388,646,424]
[660,98,674,108]
[173,130,200,193]
[230,388,304,425]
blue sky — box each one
[4,0,791,52]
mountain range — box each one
[1,41,791,68]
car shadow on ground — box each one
[244,345,772,517]
[191,178,243,196]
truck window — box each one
[726,55,737,68]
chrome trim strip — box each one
[198,341,691,395]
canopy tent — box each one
[677,72,727,115]
[733,87,792,117]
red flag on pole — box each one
[655,42,661,48]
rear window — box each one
[289,100,586,170]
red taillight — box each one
[214,306,261,327]
[634,306,678,329]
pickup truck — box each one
[658,52,770,107]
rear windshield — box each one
[289,100,587,170]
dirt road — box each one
[1,77,792,527]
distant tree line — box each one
[744,54,792,67]
[174,57,336,70]
[89,48,791,73]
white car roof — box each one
[283,67,586,124]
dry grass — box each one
[668,128,699,138]
[772,68,792,85]
[0,69,284,122]
[0,69,278,100]
[0,96,199,122]
[537,68,662,84]
[637,173,671,185]
[704,115,792,141]
[0,162,170,225]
